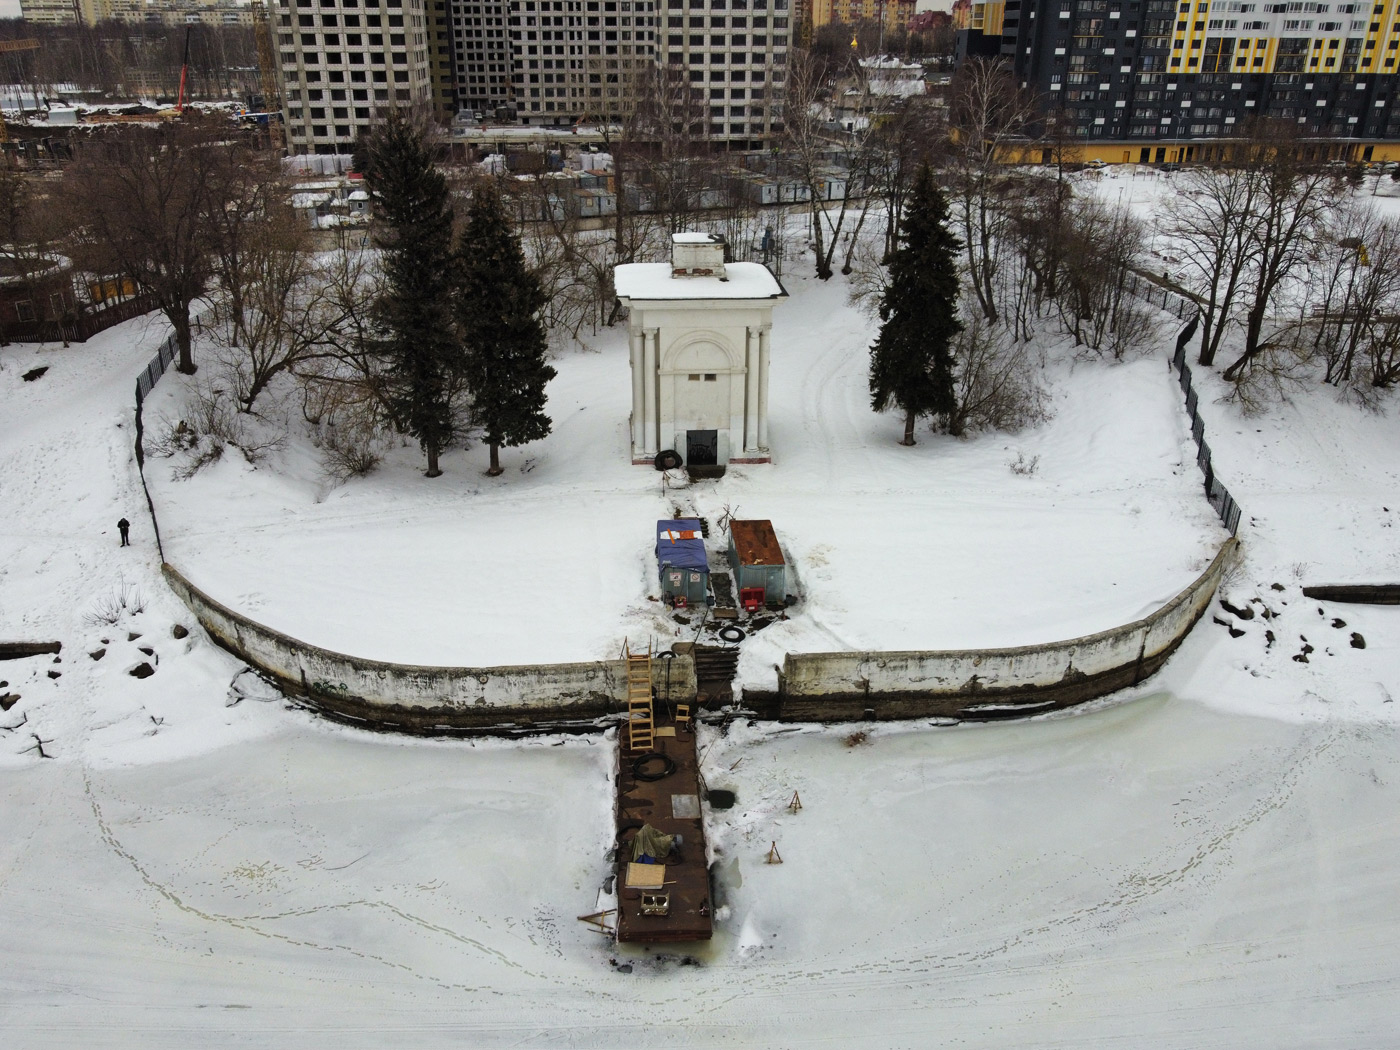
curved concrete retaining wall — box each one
[752,539,1237,722]
[163,564,696,733]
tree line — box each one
[2,113,553,480]
[863,56,1400,446]
[0,21,260,103]
[1164,139,1400,407]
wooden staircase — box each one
[624,643,654,752]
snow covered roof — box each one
[614,262,785,302]
[672,232,722,244]
[0,250,71,284]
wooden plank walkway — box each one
[615,681,712,944]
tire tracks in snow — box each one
[713,716,1346,1004]
[77,767,550,991]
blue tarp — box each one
[656,519,708,573]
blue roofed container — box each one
[657,519,709,606]
[727,519,787,610]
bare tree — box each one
[1294,203,1400,394]
[294,246,384,421]
[783,47,870,281]
[504,174,620,342]
[1056,197,1152,358]
[203,142,283,345]
[1164,165,1260,366]
[866,100,944,264]
[1220,133,1334,384]
[949,307,1046,434]
[946,57,1041,324]
[625,67,719,243]
[65,117,240,373]
[212,209,364,414]
[0,167,72,344]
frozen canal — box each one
[3,693,1397,1048]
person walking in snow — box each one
[117,518,130,546]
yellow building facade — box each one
[810,0,916,35]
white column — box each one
[757,324,772,452]
[629,325,645,458]
[643,328,660,456]
[743,326,759,453]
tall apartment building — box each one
[809,0,916,36]
[958,0,1400,164]
[274,0,436,154]
[271,0,787,152]
[503,0,656,126]
[656,0,791,147]
[427,0,457,117]
[20,0,255,24]
[450,0,512,114]
[22,0,81,23]
[445,0,789,145]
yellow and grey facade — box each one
[958,0,1400,163]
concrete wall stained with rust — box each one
[162,564,696,731]
[767,539,1237,722]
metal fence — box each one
[1169,316,1244,537]
[132,330,180,560]
[1120,273,1244,537]
[1123,269,1198,322]
[134,331,179,413]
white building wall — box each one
[625,302,775,465]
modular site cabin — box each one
[656,519,709,607]
[727,519,788,611]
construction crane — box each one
[0,39,40,145]
[250,2,284,152]
[176,26,192,113]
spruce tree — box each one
[362,116,462,477]
[456,182,557,476]
[869,164,964,445]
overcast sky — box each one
[0,2,21,19]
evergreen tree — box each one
[362,116,462,477]
[456,182,557,476]
[869,164,964,445]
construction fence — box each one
[1122,270,1244,537]
[132,328,180,560]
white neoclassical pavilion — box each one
[614,233,786,469]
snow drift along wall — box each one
[162,564,696,732]
[770,540,1237,722]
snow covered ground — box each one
[4,185,1400,1045]
[143,267,1222,681]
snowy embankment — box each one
[143,269,1222,681]
[3,240,1400,1044]
[1084,167,1400,724]
[0,314,263,773]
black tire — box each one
[657,650,677,660]
[632,752,678,781]
[718,625,746,643]
[654,449,683,471]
